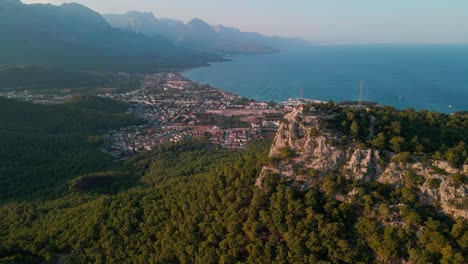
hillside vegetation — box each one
[332,105,468,165]
[0,66,108,89]
[0,96,141,201]
[0,100,466,263]
[1,139,466,263]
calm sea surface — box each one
[184,45,468,113]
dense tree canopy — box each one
[327,105,468,167]
[1,139,466,263]
[0,97,140,201]
[0,99,466,263]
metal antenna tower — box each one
[359,80,364,106]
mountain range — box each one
[104,11,309,55]
[0,1,308,73]
[0,0,218,72]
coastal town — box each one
[0,71,322,159]
[100,72,285,158]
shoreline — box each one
[179,49,466,114]
[178,50,280,75]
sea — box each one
[184,45,468,113]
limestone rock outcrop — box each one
[257,109,467,219]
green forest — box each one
[0,96,140,201]
[0,65,146,94]
[313,102,468,168]
[0,66,108,89]
[0,99,467,263]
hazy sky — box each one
[22,0,468,44]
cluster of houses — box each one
[100,72,286,158]
[103,126,194,158]
[0,89,72,105]
[103,125,267,158]
[104,73,251,124]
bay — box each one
[184,45,468,113]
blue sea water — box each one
[184,45,468,113]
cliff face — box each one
[257,109,468,219]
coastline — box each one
[178,50,281,75]
[180,46,468,114]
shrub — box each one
[404,170,424,187]
[389,136,405,153]
[392,152,411,163]
[371,133,386,149]
[452,173,466,185]
[277,146,296,159]
[309,127,318,137]
[426,178,442,189]
[296,167,318,179]
[445,141,467,168]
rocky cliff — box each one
[257,108,468,219]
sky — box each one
[22,0,468,44]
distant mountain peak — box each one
[187,18,212,28]
[61,2,92,10]
[188,18,206,24]
[0,1,212,72]
[104,11,308,55]
[160,18,184,25]
[56,2,110,32]
[214,25,241,34]
[185,18,217,39]
[125,11,158,20]
[60,2,105,17]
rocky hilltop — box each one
[257,106,468,219]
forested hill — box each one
[0,99,467,263]
[0,96,141,201]
[0,66,109,89]
[258,103,467,217]
[0,1,219,72]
